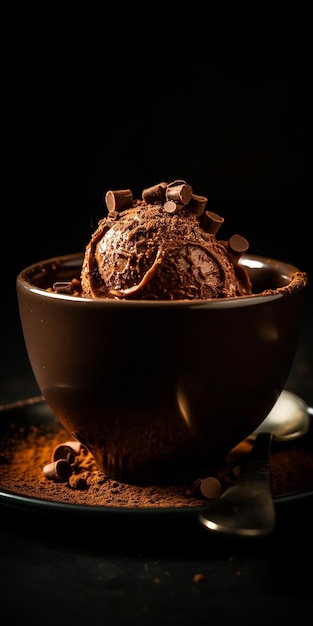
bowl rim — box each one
[16,252,307,309]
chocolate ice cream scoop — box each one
[81,180,252,300]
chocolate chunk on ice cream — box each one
[81,180,252,300]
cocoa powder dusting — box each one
[1,411,313,508]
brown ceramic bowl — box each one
[16,253,307,485]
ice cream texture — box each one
[80,180,253,301]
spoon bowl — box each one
[199,390,312,537]
[251,390,311,441]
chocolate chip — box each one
[43,460,73,482]
[186,478,203,498]
[104,189,133,212]
[199,476,222,499]
[52,281,74,294]
[224,234,250,264]
[163,200,184,214]
[166,182,192,205]
[201,210,225,235]
[142,182,168,204]
[228,234,249,255]
[52,441,83,464]
[190,194,208,216]
[166,179,189,189]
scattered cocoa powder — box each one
[1,406,313,509]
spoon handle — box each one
[199,432,276,537]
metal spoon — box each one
[199,390,312,537]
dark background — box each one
[1,7,313,622]
[3,1,312,399]
[6,2,312,266]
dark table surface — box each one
[1,286,313,626]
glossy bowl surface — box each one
[17,253,307,484]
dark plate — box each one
[1,398,313,522]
